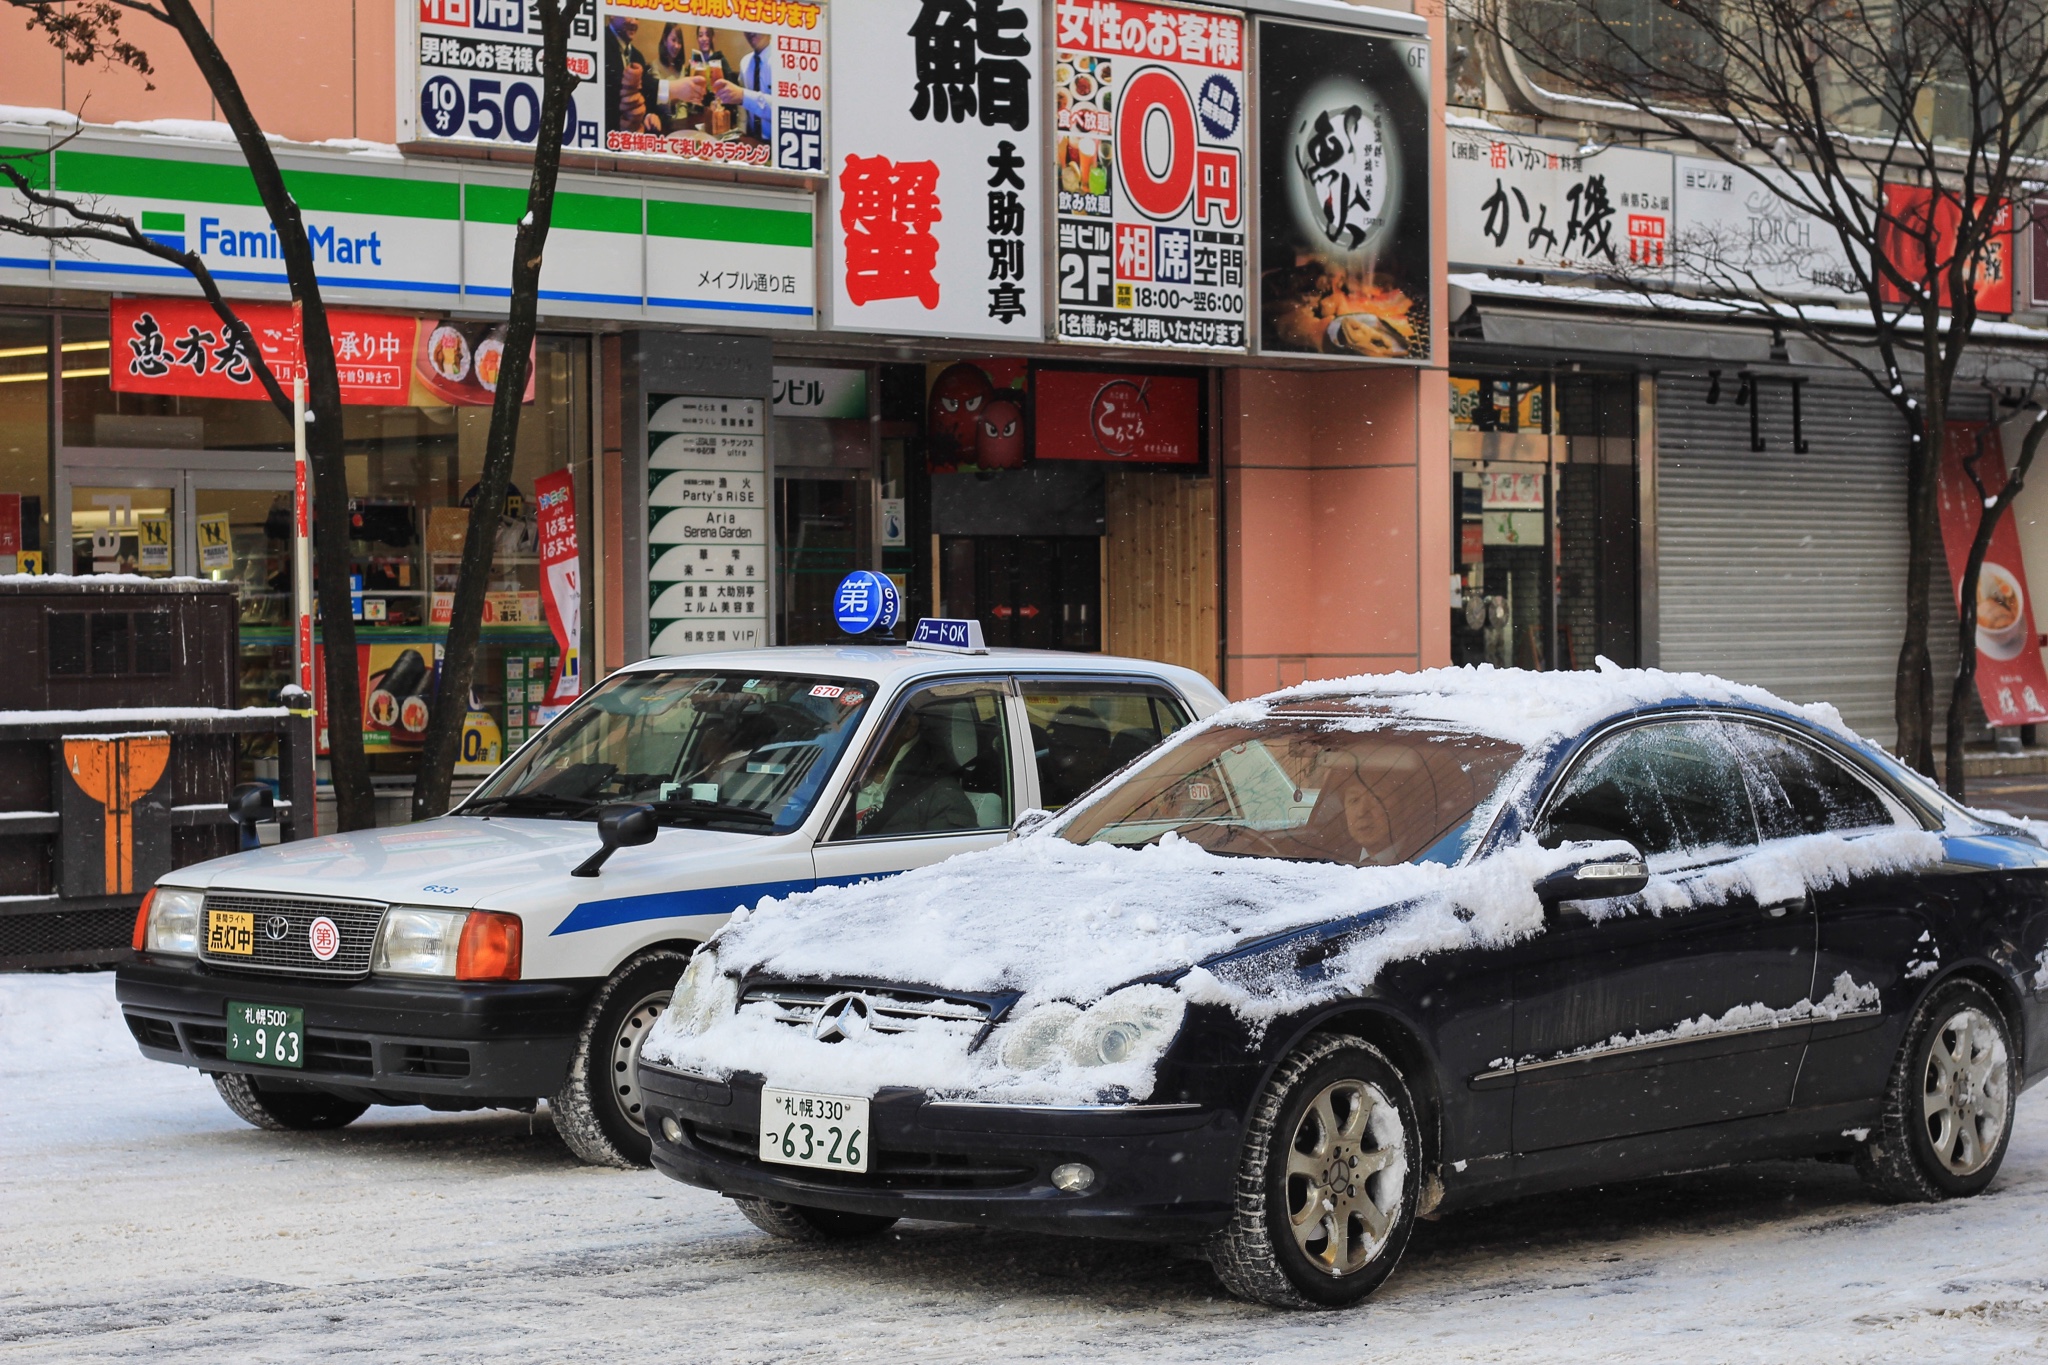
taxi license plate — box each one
[759,1088,870,1173]
[225,1001,304,1068]
[206,909,254,956]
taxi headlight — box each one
[666,950,737,1037]
[373,907,466,977]
[998,987,1185,1072]
[143,886,204,955]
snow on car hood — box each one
[157,816,778,925]
[641,825,1945,1102]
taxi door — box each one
[810,676,1025,888]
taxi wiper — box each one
[650,800,777,827]
[462,792,598,818]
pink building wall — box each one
[1,1,395,144]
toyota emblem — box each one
[264,915,290,942]
[811,993,871,1043]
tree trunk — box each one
[159,0,375,830]
[409,0,575,822]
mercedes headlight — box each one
[998,986,1185,1072]
[665,950,737,1037]
[140,886,204,955]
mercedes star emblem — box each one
[811,993,872,1043]
[264,915,291,942]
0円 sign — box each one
[1053,1,1248,351]
[408,1,828,179]
[828,0,1043,340]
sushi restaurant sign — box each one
[108,298,532,406]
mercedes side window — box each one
[1539,720,1760,860]
[831,683,1014,839]
[1724,723,1895,838]
[1020,683,1193,810]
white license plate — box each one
[759,1088,870,1173]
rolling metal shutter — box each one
[1654,371,1957,746]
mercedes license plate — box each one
[225,1001,304,1068]
[759,1088,870,1173]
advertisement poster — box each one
[1937,422,2048,726]
[360,643,441,750]
[1033,368,1202,464]
[1672,157,1863,299]
[109,299,531,406]
[1256,20,1432,359]
[597,2,827,174]
[1052,1,1247,350]
[828,0,1043,340]
[925,358,1028,471]
[1879,186,2013,313]
[647,395,767,655]
[413,0,604,152]
[1447,131,1673,276]
[532,469,582,706]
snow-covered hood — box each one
[158,816,783,926]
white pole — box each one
[293,373,313,695]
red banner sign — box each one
[533,469,581,708]
[1033,369,1202,464]
[1937,421,2048,725]
[109,298,530,406]
[1879,187,2014,313]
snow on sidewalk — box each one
[3,970,2046,1363]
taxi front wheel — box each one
[552,949,689,1168]
[212,1072,368,1131]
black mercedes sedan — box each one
[635,668,2048,1309]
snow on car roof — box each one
[1210,659,1857,751]
[616,643,1221,693]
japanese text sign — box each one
[1033,368,1202,463]
[1053,1,1247,351]
[1447,130,1673,276]
[413,0,605,154]
[1879,185,2013,313]
[1672,158,1864,299]
[829,0,1044,340]
[1257,20,1432,359]
[533,469,582,705]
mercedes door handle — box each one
[1761,895,1808,918]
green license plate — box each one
[225,1001,304,1068]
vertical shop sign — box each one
[1447,132,1674,276]
[1257,20,1432,359]
[1879,186,2013,313]
[647,396,767,655]
[2034,201,2048,308]
[1937,422,2048,725]
[532,469,582,706]
[1052,1,1247,350]
[828,0,1043,339]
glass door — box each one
[188,478,295,709]
[69,482,177,576]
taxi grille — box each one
[741,983,991,1038]
[198,892,385,979]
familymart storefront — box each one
[0,121,815,814]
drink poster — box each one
[828,0,1043,340]
[1936,421,2048,725]
[1256,19,1432,360]
[1052,1,1248,350]
[646,395,767,656]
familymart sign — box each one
[0,126,815,328]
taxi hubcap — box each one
[611,991,669,1134]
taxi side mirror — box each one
[572,804,659,877]
[1011,807,1054,840]
[1534,848,1649,905]
[228,783,275,827]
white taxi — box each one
[117,631,1225,1165]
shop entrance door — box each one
[939,535,1100,651]
[64,462,296,710]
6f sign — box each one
[1118,67,1241,226]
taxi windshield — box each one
[1058,716,1527,867]
[461,671,875,833]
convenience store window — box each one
[57,312,590,782]
[0,313,53,571]
[1450,370,1639,671]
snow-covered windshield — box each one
[1059,715,1527,867]
[462,670,873,832]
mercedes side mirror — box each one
[228,782,275,827]
[1534,848,1649,905]
[572,804,659,878]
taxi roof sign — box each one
[908,618,987,654]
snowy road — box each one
[5,972,2048,1363]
